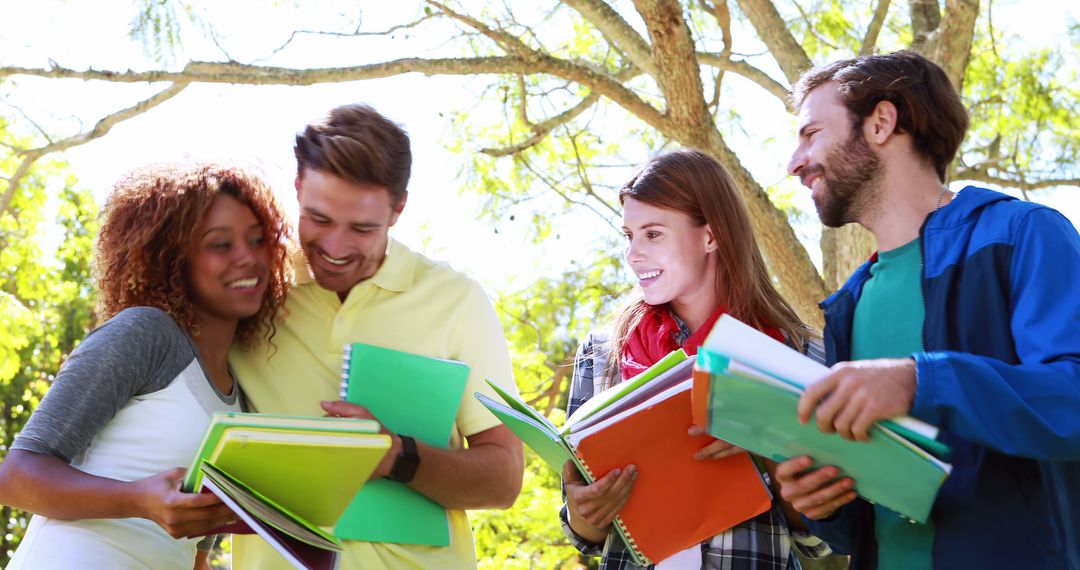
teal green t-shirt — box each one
[850,237,935,570]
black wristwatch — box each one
[388,434,420,483]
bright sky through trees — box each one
[2,0,1077,293]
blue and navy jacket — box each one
[807,187,1080,569]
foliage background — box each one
[1,1,1078,568]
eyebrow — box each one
[798,121,819,138]
[202,222,261,237]
[621,222,666,231]
[303,206,383,230]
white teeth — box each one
[638,270,661,280]
[320,252,349,266]
[228,278,258,289]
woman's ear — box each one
[704,226,719,253]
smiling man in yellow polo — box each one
[230,103,524,569]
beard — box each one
[808,129,883,228]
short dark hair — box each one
[294,103,412,204]
[791,50,969,182]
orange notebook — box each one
[565,379,773,564]
[692,367,711,428]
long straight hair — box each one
[602,149,811,386]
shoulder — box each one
[74,307,196,379]
[953,186,1071,238]
[408,247,491,304]
[574,331,613,382]
[971,196,1078,258]
[88,307,189,348]
[577,331,612,359]
[412,249,475,286]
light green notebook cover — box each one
[474,380,644,566]
[697,349,949,523]
[203,427,391,527]
[563,349,688,429]
[475,390,574,471]
[336,343,469,546]
[183,412,383,493]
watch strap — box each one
[388,434,420,483]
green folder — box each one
[183,412,383,493]
[475,389,575,472]
[335,343,469,546]
[203,427,390,526]
[697,349,950,523]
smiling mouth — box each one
[801,166,826,190]
[319,252,351,266]
[638,269,662,280]
[227,277,260,290]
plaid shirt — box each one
[560,330,832,570]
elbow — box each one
[0,453,26,506]
[492,472,523,510]
[491,449,525,510]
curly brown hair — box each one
[95,162,291,347]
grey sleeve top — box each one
[12,307,200,463]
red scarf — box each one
[620,306,785,380]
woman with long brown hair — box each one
[560,149,828,568]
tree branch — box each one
[700,0,733,113]
[908,0,942,52]
[254,13,437,64]
[696,52,790,104]
[515,152,621,232]
[954,169,1080,191]
[733,0,811,84]
[567,131,620,217]
[427,0,536,58]
[562,0,658,76]
[860,0,892,55]
[791,1,842,50]
[1,57,668,133]
[632,0,710,136]
[1,83,189,216]
[481,92,601,156]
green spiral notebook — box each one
[334,343,470,546]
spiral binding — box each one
[613,516,646,565]
[340,343,353,400]
[571,445,647,564]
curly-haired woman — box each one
[0,162,291,569]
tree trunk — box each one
[821,224,876,293]
[931,0,980,92]
[706,131,828,327]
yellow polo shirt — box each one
[229,239,517,570]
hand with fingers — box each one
[797,358,918,441]
[688,425,747,460]
[562,460,637,545]
[774,456,858,520]
[320,400,402,480]
[129,468,237,539]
